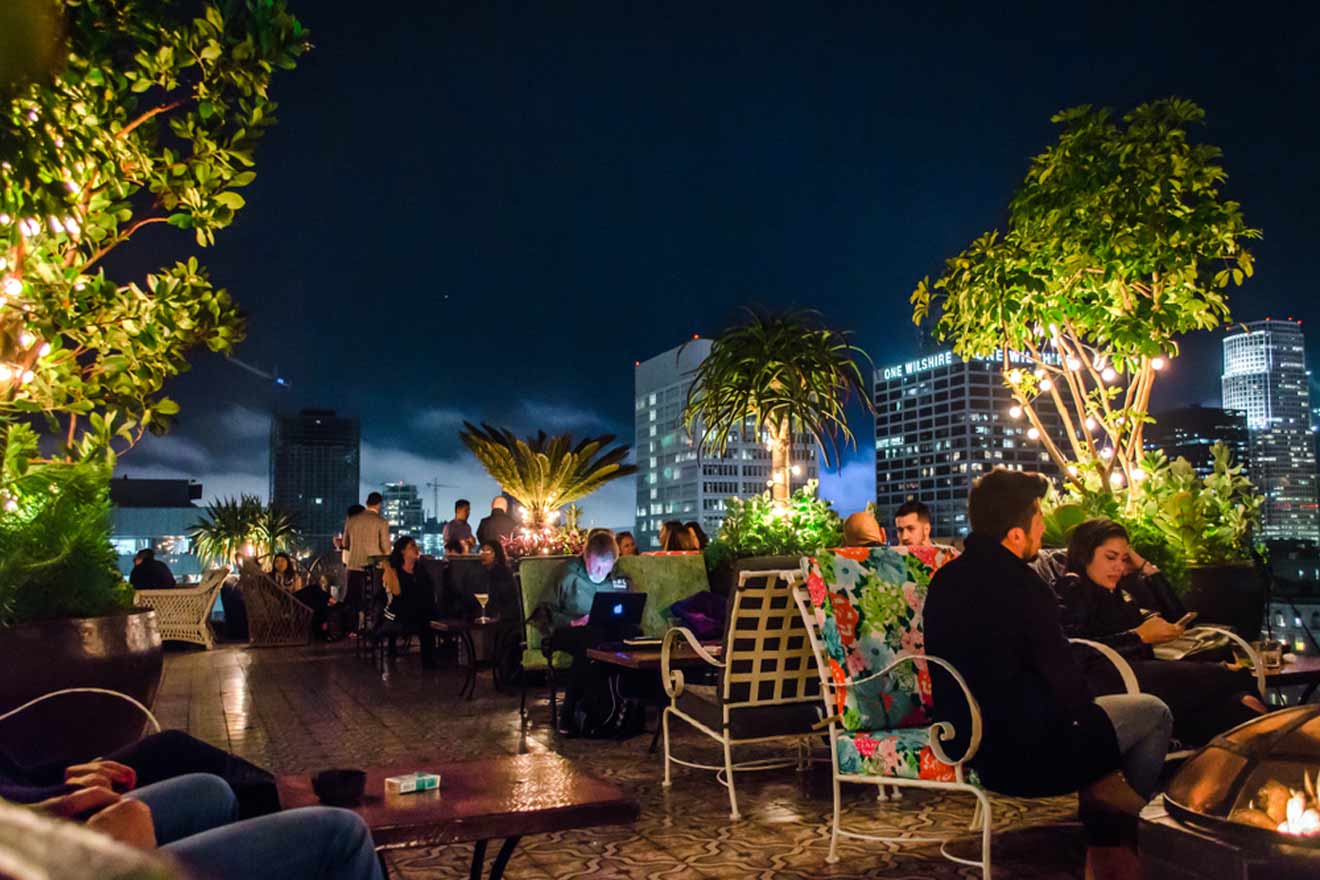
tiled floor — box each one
[156,641,1087,878]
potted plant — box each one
[0,0,306,759]
[703,480,844,594]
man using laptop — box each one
[543,531,634,734]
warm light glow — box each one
[38,343,51,357]
[790,464,801,476]
[1101,367,1117,382]
[1033,368,1045,379]
[241,542,255,557]
[1067,465,1079,476]
[19,370,33,385]
[771,503,788,518]
[19,331,35,348]
[1151,357,1166,371]
[1007,369,1022,384]
[1039,378,1053,391]
[1109,472,1124,487]
[1009,405,1023,419]
[2,278,20,297]
[1027,427,1040,440]
[1100,447,1114,460]
[1085,417,1097,431]
[0,366,12,382]
[1066,357,1082,371]
[3,499,16,512]
[1132,468,1147,482]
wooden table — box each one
[431,616,505,700]
[588,641,723,751]
[277,753,639,879]
[1265,654,1320,703]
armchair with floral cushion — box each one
[796,545,994,877]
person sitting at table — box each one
[295,573,348,641]
[380,536,438,668]
[129,549,176,590]
[270,552,302,592]
[12,771,382,880]
[1055,518,1266,746]
[543,530,633,734]
[842,509,886,547]
[477,539,523,681]
[658,520,699,552]
[616,530,639,556]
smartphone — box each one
[1175,612,1198,628]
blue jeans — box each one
[129,774,382,880]
[1094,693,1172,799]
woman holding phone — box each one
[1054,518,1267,746]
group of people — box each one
[877,471,1270,879]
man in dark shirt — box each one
[129,549,176,589]
[441,499,475,553]
[475,496,517,547]
[923,468,1171,878]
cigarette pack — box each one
[384,772,440,794]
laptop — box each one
[587,591,647,641]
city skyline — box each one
[105,2,1320,531]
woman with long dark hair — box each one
[477,539,523,682]
[658,520,698,552]
[1056,517,1266,745]
[270,552,302,592]
[380,536,437,668]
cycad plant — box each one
[683,309,871,503]
[459,423,637,526]
[190,495,299,567]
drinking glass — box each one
[474,592,490,623]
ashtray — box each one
[311,768,366,806]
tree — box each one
[190,494,299,567]
[458,423,638,527]
[912,99,1259,500]
[682,309,871,503]
[0,0,307,471]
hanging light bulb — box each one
[1033,368,1046,379]
[1132,468,1147,482]
[1102,367,1118,382]
[1008,369,1023,384]
[1085,417,1097,431]
[19,331,35,348]
[1066,464,1079,477]
[1109,471,1124,488]
[1151,357,1166,371]
[1039,378,1053,391]
[1009,405,1023,419]
[791,464,801,476]
[20,370,33,385]
[3,277,21,297]
[1100,447,1114,460]
[0,365,13,382]
[38,342,51,357]
[1066,357,1082,371]
[1027,427,1040,440]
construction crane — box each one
[424,477,444,520]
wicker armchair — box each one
[133,567,229,649]
[239,560,314,647]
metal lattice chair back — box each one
[721,570,821,710]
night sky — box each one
[114,1,1320,526]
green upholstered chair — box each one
[515,555,575,722]
[616,553,711,637]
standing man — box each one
[893,500,933,548]
[441,499,475,553]
[476,496,517,547]
[923,469,1171,879]
[342,493,391,627]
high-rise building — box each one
[1221,319,1320,544]
[382,481,425,539]
[633,340,818,550]
[420,516,447,557]
[270,409,361,553]
[874,350,1063,539]
[1145,405,1250,478]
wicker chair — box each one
[133,568,229,649]
[239,560,314,647]
[661,568,823,820]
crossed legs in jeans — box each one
[128,773,383,880]
[1094,693,1173,800]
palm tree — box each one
[190,495,300,567]
[683,309,872,502]
[458,424,638,526]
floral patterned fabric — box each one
[835,727,961,781]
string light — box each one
[0,365,12,382]
[1132,468,1147,482]
[1085,417,1097,431]
[47,216,64,234]
[20,370,33,385]
[1067,464,1079,477]
[1008,369,1022,384]
[1033,368,1046,379]
[1066,357,1082,371]
[0,257,7,271]
[1039,378,1053,391]
[1100,447,1114,460]
[3,499,16,513]
[1101,367,1117,382]
[1009,405,1023,419]
[1151,357,1166,371]
[2,278,20,297]
[790,464,801,476]
[1027,427,1040,440]
[19,331,35,348]
[0,213,10,225]
[1109,472,1124,488]
[38,343,51,357]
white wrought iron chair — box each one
[661,569,824,820]
[133,567,230,649]
[796,547,993,876]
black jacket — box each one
[129,558,176,589]
[476,510,518,546]
[1055,571,1155,664]
[924,535,1121,796]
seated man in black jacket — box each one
[1055,518,1265,746]
[924,469,1172,880]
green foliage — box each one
[190,494,299,567]
[682,309,872,501]
[912,99,1259,492]
[0,0,307,467]
[458,423,638,523]
[0,423,128,626]
[704,480,843,570]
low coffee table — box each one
[278,753,639,879]
[1265,654,1320,703]
[588,641,723,752]
[431,616,504,700]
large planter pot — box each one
[1184,562,1262,638]
[709,554,805,596]
[0,608,163,767]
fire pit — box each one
[1141,705,1320,879]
